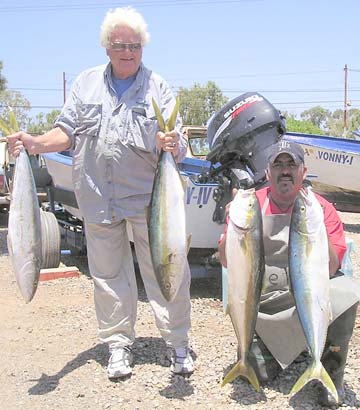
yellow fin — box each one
[152,98,166,132]
[9,109,19,133]
[0,108,20,136]
[221,360,260,392]
[167,97,180,131]
[0,118,11,135]
[290,360,338,403]
[152,97,180,133]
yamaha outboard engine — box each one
[203,92,286,223]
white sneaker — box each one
[107,346,133,379]
[170,347,194,375]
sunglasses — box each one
[110,42,142,52]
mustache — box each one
[277,173,294,183]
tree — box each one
[285,107,360,138]
[347,108,360,138]
[285,117,325,135]
[0,61,6,93]
[27,110,61,134]
[300,106,331,130]
[0,64,31,134]
[326,116,345,137]
[324,108,360,138]
[177,81,228,126]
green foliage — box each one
[177,81,228,126]
[26,110,61,135]
[0,62,6,93]
[287,106,360,139]
[326,117,346,137]
[285,117,325,135]
[300,106,331,129]
[346,109,360,138]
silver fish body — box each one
[7,149,42,303]
[289,187,338,402]
[148,150,188,302]
[222,188,264,391]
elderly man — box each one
[7,6,193,380]
[219,140,359,407]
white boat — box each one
[42,150,224,250]
[41,128,360,259]
[284,132,360,212]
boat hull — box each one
[42,131,360,251]
[285,132,360,212]
[42,152,224,249]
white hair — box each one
[100,6,150,48]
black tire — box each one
[40,209,61,269]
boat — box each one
[284,132,360,213]
[43,148,224,250]
[41,126,360,260]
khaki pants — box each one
[85,212,191,349]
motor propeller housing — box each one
[205,92,286,223]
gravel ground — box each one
[0,211,359,410]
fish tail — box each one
[221,360,260,392]
[290,361,338,403]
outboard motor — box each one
[203,92,286,223]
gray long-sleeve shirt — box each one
[55,62,186,223]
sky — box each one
[1,0,360,122]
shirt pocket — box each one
[128,106,158,151]
[75,103,102,137]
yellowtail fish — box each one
[222,188,264,391]
[289,187,338,403]
[0,109,42,303]
[148,98,189,302]
[7,148,42,303]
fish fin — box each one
[0,118,11,135]
[157,264,173,302]
[261,277,268,295]
[319,363,339,403]
[221,360,260,392]
[151,98,166,132]
[167,97,180,131]
[290,360,338,403]
[9,108,19,133]
[187,234,192,254]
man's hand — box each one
[7,131,35,157]
[156,130,180,155]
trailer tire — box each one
[40,209,61,269]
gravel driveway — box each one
[0,211,359,410]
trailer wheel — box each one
[40,209,61,269]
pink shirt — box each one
[256,187,346,264]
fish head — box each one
[156,251,187,302]
[291,187,324,236]
[229,188,260,231]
